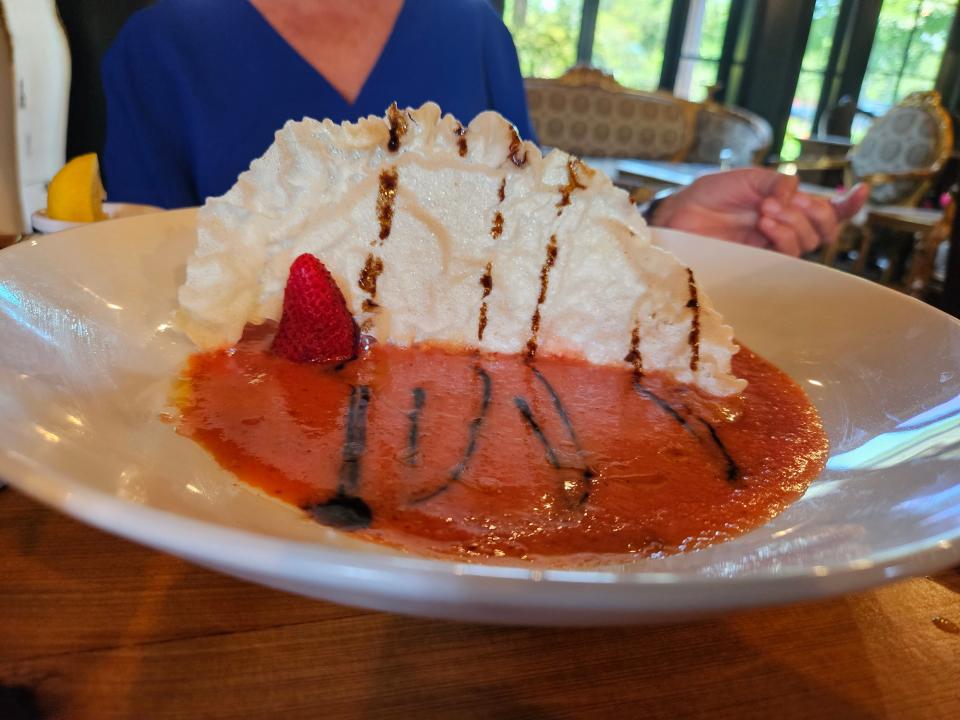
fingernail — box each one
[792,194,810,208]
[763,199,782,214]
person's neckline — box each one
[244,0,409,108]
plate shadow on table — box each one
[3,489,960,719]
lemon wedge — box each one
[46,153,107,222]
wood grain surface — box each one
[1,487,958,720]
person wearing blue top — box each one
[102,0,532,209]
[102,0,866,256]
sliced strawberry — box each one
[271,254,359,363]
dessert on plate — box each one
[173,103,827,564]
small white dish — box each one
[0,208,958,625]
[30,201,162,234]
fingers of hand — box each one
[760,203,821,255]
[758,216,802,256]
[793,194,839,245]
[771,172,800,205]
[832,183,870,220]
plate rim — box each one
[2,209,960,609]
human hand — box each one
[648,168,870,256]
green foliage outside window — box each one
[591,0,672,90]
[782,0,842,161]
[854,0,955,141]
[502,0,583,78]
[677,0,731,101]
[500,0,957,161]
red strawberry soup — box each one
[175,315,828,565]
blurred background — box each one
[53,1,960,165]
[3,0,960,314]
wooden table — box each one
[0,234,24,250]
[2,489,958,719]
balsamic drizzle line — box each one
[513,396,560,468]
[529,366,595,504]
[411,366,492,504]
[307,385,374,529]
[632,380,739,482]
[404,386,426,466]
[338,384,371,493]
[514,395,593,506]
[699,416,739,482]
[633,382,690,431]
[529,366,582,448]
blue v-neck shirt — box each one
[102,0,535,208]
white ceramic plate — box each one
[1,208,959,625]
[30,202,163,234]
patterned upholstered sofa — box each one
[524,66,771,165]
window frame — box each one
[493,0,960,159]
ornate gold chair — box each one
[802,92,953,291]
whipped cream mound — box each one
[178,102,745,396]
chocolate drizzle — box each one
[699,417,739,482]
[623,322,643,380]
[491,176,506,239]
[491,211,504,239]
[404,387,426,466]
[377,167,399,242]
[514,396,560,465]
[386,102,407,152]
[526,235,558,358]
[477,262,493,341]
[454,123,468,157]
[308,385,374,529]
[358,254,384,296]
[633,380,739,482]
[556,158,590,214]
[360,168,398,329]
[412,365,493,503]
[686,268,701,372]
[508,126,527,167]
[530,366,594,504]
[514,396,593,507]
